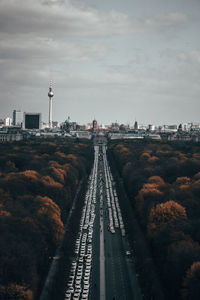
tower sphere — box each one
[48,88,54,98]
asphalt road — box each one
[64,137,142,300]
[90,137,142,300]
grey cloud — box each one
[0,0,198,125]
[0,1,192,38]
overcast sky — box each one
[0,0,200,125]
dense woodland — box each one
[0,139,93,300]
[109,140,200,300]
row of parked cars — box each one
[65,146,99,300]
[102,145,126,237]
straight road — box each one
[64,136,142,300]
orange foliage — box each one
[0,210,11,217]
[156,150,171,157]
[5,170,39,182]
[193,172,200,180]
[182,261,200,300]
[36,196,64,243]
[148,176,165,185]
[21,170,39,181]
[147,200,187,236]
[115,144,130,155]
[55,151,67,158]
[136,183,163,213]
[36,196,61,216]
[168,239,200,257]
[192,153,200,160]
[0,283,33,300]
[175,151,187,161]
[141,183,162,192]
[41,176,63,188]
[49,167,66,183]
[179,184,190,190]
[48,160,62,168]
[176,177,190,186]
[148,156,159,163]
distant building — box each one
[159,125,177,133]
[134,121,138,130]
[191,123,200,131]
[138,124,148,130]
[110,122,119,131]
[109,132,144,140]
[148,124,156,131]
[119,124,126,131]
[23,113,42,130]
[61,116,74,132]
[178,123,191,132]
[71,131,92,139]
[52,121,60,128]
[92,119,98,130]
[146,133,161,140]
[0,127,23,142]
[13,110,23,127]
[0,119,4,127]
[4,117,12,126]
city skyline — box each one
[0,0,200,125]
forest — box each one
[0,138,93,300]
[108,140,200,300]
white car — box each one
[81,293,88,300]
[65,290,71,298]
[68,286,74,293]
[83,279,89,286]
[84,275,90,281]
[67,281,73,288]
[73,293,80,300]
[83,283,90,290]
[75,287,82,294]
[75,279,81,285]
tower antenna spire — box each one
[48,75,54,129]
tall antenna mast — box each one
[48,76,54,129]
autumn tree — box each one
[147,200,187,236]
[182,261,200,300]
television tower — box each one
[48,80,54,128]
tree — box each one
[147,200,187,236]
[165,240,200,299]
[0,284,33,300]
[182,261,200,300]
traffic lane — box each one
[102,183,134,299]
[104,226,133,300]
[89,189,100,300]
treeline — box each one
[0,139,93,300]
[109,140,200,300]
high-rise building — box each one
[13,110,23,127]
[4,117,12,126]
[134,121,138,130]
[23,113,42,129]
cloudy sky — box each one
[0,0,200,125]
